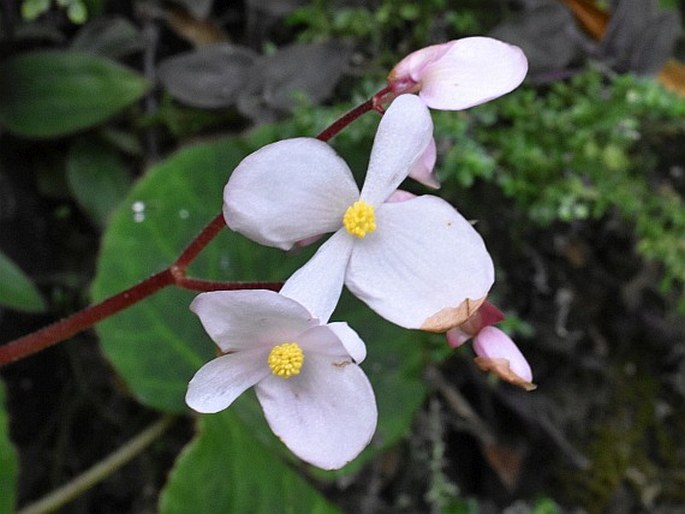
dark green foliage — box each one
[0,51,149,138]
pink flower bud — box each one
[388,37,528,111]
[385,189,417,203]
[473,326,536,391]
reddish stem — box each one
[0,270,175,366]
[0,88,390,367]
[174,212,226,270]
[175,277,282,292]
[316,86,391,142]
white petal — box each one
[223,138,359,250]
[323,322,367,363]
[298,322,367,364]
[419,37,528,110]
[359,95,433,206]
[407,136,439,189]
[186,350,270,413]
[190,290,317,353]
[255,354,377,469]
[346,195,494,331]
[279,230,354,323]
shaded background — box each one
[1,0,685,513]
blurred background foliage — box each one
[1,0,685,513]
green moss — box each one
[432,69,685,308]
[288,0,488,62]
[561,370,685,513]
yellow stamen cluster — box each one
[268,342,304,378]
[343,200,376,238]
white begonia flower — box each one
[185,289,377,470]
[387,36,528,111]
[224,94,494,331]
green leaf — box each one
[0,249,47,312]
[159,410,341,514]
[0,50,149,138]
[0,381,18,514]
[66,137,132,227]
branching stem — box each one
[0,87,390,366]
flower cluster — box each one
[185,37,532,469]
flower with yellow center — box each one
[343,201,376,238]
[268,342,304,378]
[186,289,377,471]
[224,94,495,332]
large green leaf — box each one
[90,136,294,412]
[0,249,47,313]
[0,381,18,514]
[91,129,427,468]
[0,50,149,138]
[159,409,341,514]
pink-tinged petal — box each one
[280,230,354,323]
[446,301,505,347]
[473,326,536,391]
[223,137,359,250]
[292,233,324,249]
[359,95,433,206]
[185,349,271,413]
[346,195,494,331]
[417,37,528,111]
[386,189,417,203]
[388,42,455,92]
[190,290,317,353]
[446,327,472,348]
[407,137,439,189]
[256,354,377,469]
